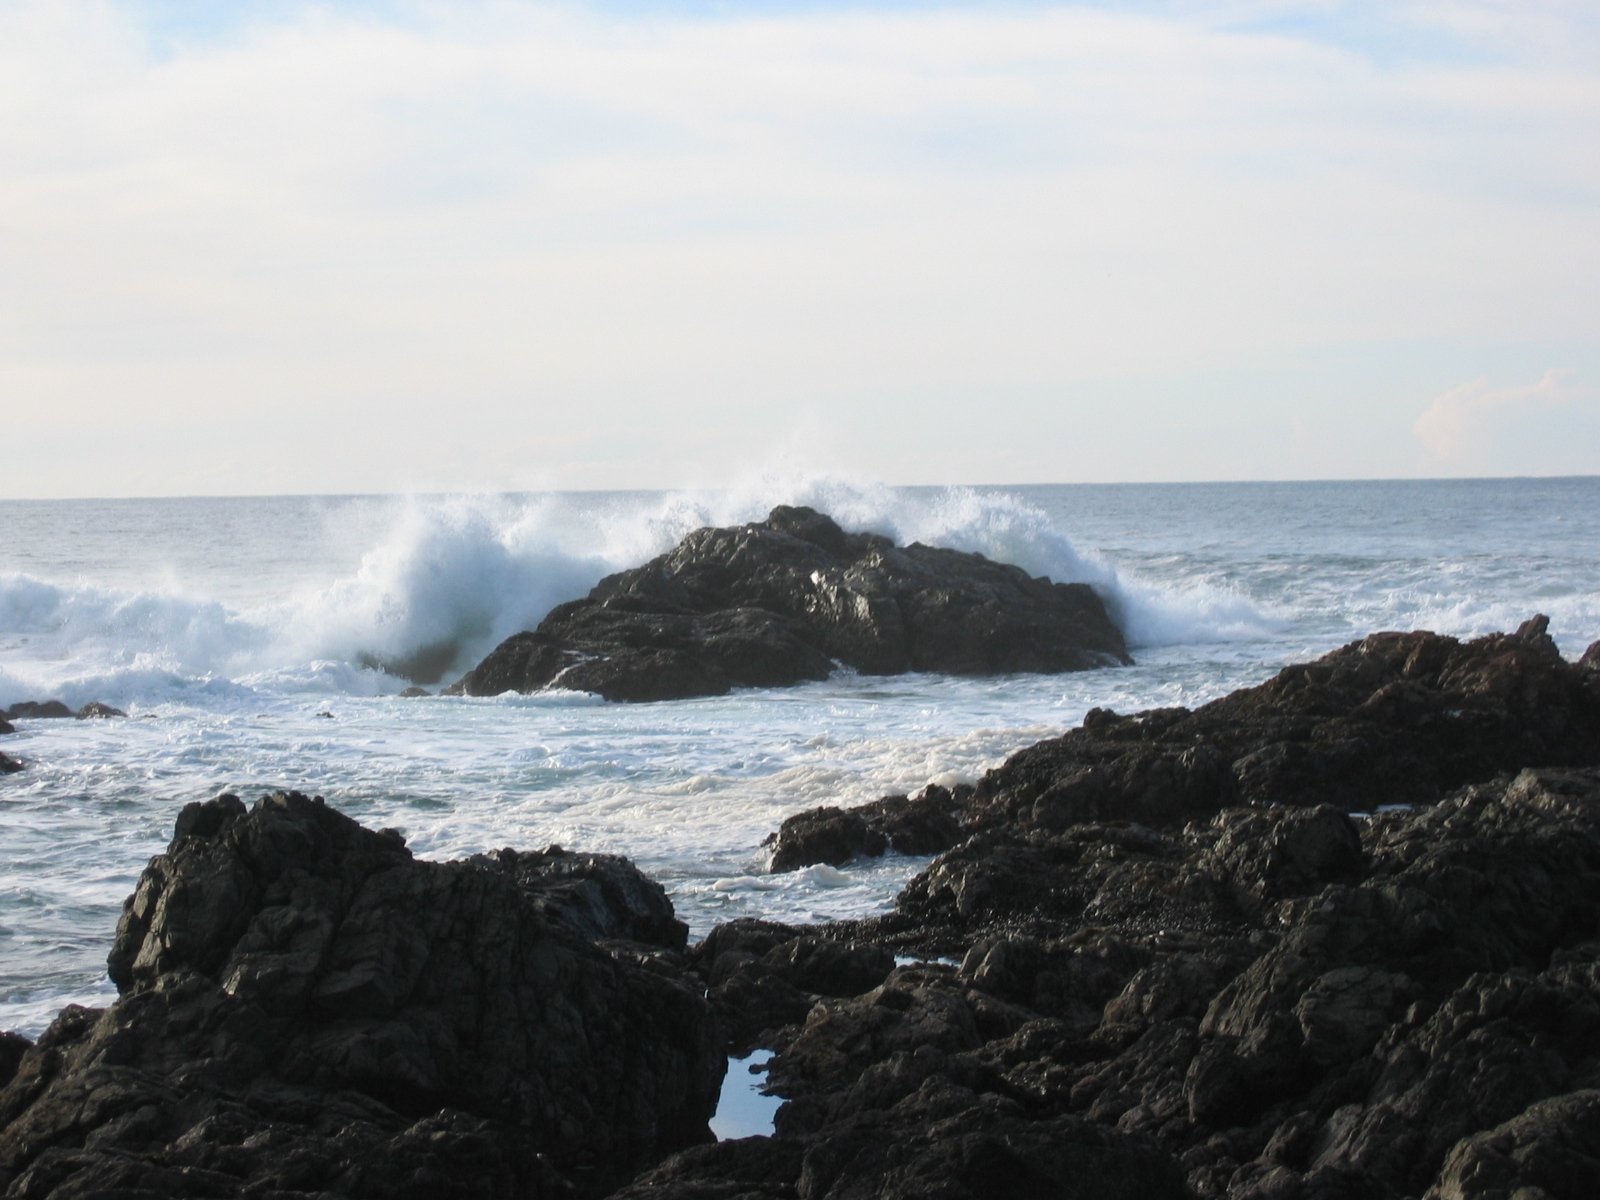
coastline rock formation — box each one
[767,616,1600,875]
[611,622,1600,1199]
[7,621,1600,1198]
[0,791,723,1199]
[448,505,1129,702]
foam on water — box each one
[0,476,1278,706]
[3,476,1598,1036]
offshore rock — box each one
[0,751,20,775]
[0,791,723,1199]
[0,701,72,721]
[448,505,1129,702]
[74,701,126,719]
[0,718,13,735]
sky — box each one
[1,0,1597,498]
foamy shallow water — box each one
[3,477,1598,1036]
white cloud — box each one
[0,1,1597,494]
[1413,369,1578,461]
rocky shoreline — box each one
[4,619,1600,1197]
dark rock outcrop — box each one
[778,617,1597,878]
[0,701,72,721]
[0,718,13,736]
[0,751,19,775]
[658,765,1600,1200]
[623,621,1600,1200]
[765,783,970,872]
[0,791,723,1199]
[74,702,125,719]
[958,615,1600,835]
[448,506,1129,702]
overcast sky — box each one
[2,0,1597,498]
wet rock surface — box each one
[764,784,970,872]
[7,622,1600,1199]
[448,505,1129,701]
[629,621,1600,1199]
[0,791,722,1199]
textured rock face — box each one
[616,623,1600,1200]
[652,766,1600,1200]
[764,784,969,872]
[449,505,1130,701]
[0,791,723,1199]
[960,614,1600,834]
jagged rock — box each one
[1,701,72,720]
[1580,639,1600,671]
[0,791,723,1198]
[448,506,1129,701]
[74,702,125,719]
[960,616,1600,834]
[0,751,20,775]
[707,762,1600,1200]
[766,784,969,872]
[1427,1088,1600,1199]
[691,919,899,1056]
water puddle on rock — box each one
[710,1050,780,1140]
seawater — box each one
[3,476,1598,1036]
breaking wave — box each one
[0,476,1277,705]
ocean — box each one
[2,475,1598,1038]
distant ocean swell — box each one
[0,482,1273,707]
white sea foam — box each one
[0,477,1276,705]
[4,478,1598,1036]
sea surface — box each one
[3,476,1598,1037]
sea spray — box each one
[1,479,1272,703]
[3,478,1598,1039]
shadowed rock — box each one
[448,506,1129,702]
[0,791,723,1199]
[957,614,1600,836]
[765,784,969,872]
[659,623,1600,1200]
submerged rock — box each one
[0,751,19,775]
[448,505,1129,702]
[0,791,723,1199]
